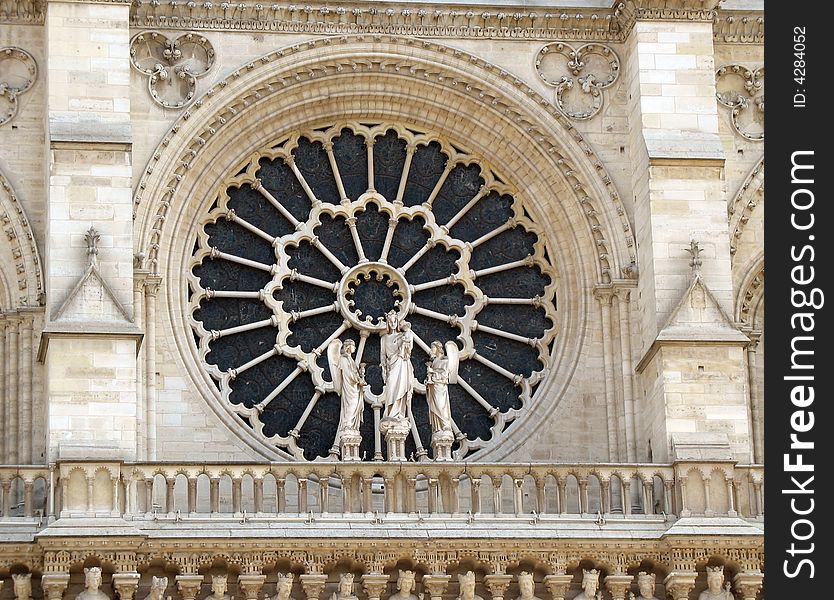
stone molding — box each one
[0,169,45,309]
[728,159,764,261]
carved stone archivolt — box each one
[0,47,37,127]
[535,43,620,121]
[715,65,764,141]
[129,31,215,109]
[189,122,558,461]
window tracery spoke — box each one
[190,122,558,460]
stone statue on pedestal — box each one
[207,575,231,600]
[389,571,419,600]
[328,338,366,460]
[330,574,358,600]
[269,574,294,600]
[76,568,110,600]
[515,572,542,600]
[697,568,732,600]
[380,311,415,429]
[456,572,483,600]
[572,569,601,600]
[425,340,458,435]
[12,573,32,600]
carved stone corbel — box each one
[662,572,696,600]
[237,575,266,600]
[483,575,513,600]
[112,573,141,600]
[175,575,204,600]
[421,575,451,600]
[542,575,573,600]
[41,574,71,600]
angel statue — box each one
[380,311,415,429]
[426,340,459,434]
[327,338,366,461]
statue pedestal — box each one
[431,430,454,461]
[382,419,410,461]
[340,429,362,461]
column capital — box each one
[237,575,267,600]
[421,574,451,599]
[112,573,141,600]
[483,574,513,600]
[360,574,390,600]
[542,574,573,600]
[175,575,205,600]
[662,572,697,600]
[603,574,634,600]
[41,573,71,600]
[732,571,764,600]
[299,574,328,600]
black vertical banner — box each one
[765,1,831,596]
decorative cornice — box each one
[130,2,628,41]
[0,0,764,44]
[713,11,764,44]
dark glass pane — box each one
[333,128,369,201]
[403,141,447,207]
[293,137,340,204]
[192,258,271,292]
[448,191,514,243]
[355,202,389,261]
[406,245,460,286]
[412,284,473,318]
[205,219,274,265]
[206,325,279,376]
[229,353,297,410]
[227,183,295,238]
[432,163,484,226]
[373,129,407,201]
[473,331,542,377]
[256,157,312,222]
[476,304,553,340]
[314,213,360,267]
[387,216,429,269]
[475,266,551,298]
[470,226,538,271]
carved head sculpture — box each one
[397,571,415,594]
[705,567,724,593]
[338,573,354,596]
[342,339,356,356]
[12,573,32,600]
[637,572,655,598]
[430,341,444,359]
[385,311,399,333]
[211,575,228,597]
[458,572,476,600]
[400,321,411,333]
[276,574,294,600]
[581,570,599,597]
[84,568,103,591]
[150,577,168,600]
[517,572,535,599]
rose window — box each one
[189,123,558,460]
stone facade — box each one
[0,1,763,599]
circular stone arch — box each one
[134,35,635,461]
[0,169,44,310]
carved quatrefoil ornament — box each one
[535,42,620,121]
[716,64,764,141]
[0,47,37,126]
[129,31,215,109]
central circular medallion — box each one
[338,262,411,331]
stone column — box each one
[594,287,619,459]
[42,0,142,463]
[484,575,512,600]
[41,574,71,600]
[112,573,141,600]
[299,574,328,600]
[663,572,696,600]
[422,575,451,600]
[604,574,633,600]
[238,575,267,600]
[543,574,573,600]
[361,574,390,600]
[732,571,764,600]
[625,3,753,464]
[176,575,205,600]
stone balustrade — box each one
[0,460,766,524]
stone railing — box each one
[27,460,764,523]
[0,465,54,521]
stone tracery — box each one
[189,123,558,461]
